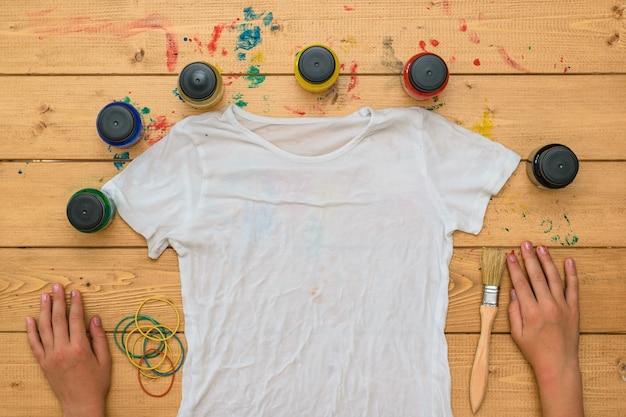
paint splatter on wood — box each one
[497,48,530,73]
[28,12,179,72]
[145,116,174,146]
[472,110,495,139]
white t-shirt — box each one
[103,105,520,417]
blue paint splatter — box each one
[113,152,130,170]
[243,7,266,21]
[237,52,247,61]
[263,12,274,26]
[236,26,262,50]
[172,88,185,103]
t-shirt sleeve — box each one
[418,108,521,235]
[102,119,202,258]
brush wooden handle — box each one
[469,304,498,414]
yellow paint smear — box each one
[472,111,495,139]
[250,52,265,63]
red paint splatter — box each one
[29,12,179,72]
[443,0,451,15]
[473,58,481,66]
[347,62,359,93]
[164,33,179,72]
[449,56,457,63]
[419,40,427,52]
[564,66,569,73]
[145,115,174,146]
[459,19,467,32]
[284,106,306,116]
[221,48,228,56]
[207,24,227,55]
[430,39,440,47]
[469,33,480,44]
[497,48,530,73]
[343,5,355,11]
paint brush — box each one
[469,248,506,414]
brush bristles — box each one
[481,248,506,287]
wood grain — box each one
[2,161,625,247]
[2,333,624,417]
[2,1,625,416]
[0,75,625,161]
[2,1,624,74]
[2,247,625,334]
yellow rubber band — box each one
[134,298,180,341]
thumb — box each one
[508,289,523,342]
[90,316,112,369]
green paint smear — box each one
[232,92,248,107]
[244,65,266,88]
[123,96,132,103]
[541,219,553,233]
[140,107,151,114]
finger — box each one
[506,249,536,307]
[90,316,112,370]
[51,283,70,345]
[520,242,552,301]
[536,245,565,302]
[508,289,523,342]
[564,258,580,310]
[25,317,45,363]
[38,291,54,351]
[68,289,89,347]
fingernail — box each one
[522,241,532,250]
[41,293,49,302]
[537,245,548,255]
[53,283,61,292]
[507,254,518,263]
[93,316,102,327]
[567,258,576,267]
[25,317,33,326]
[510,289,517,300]
[71,289,79,297]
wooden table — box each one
[1,1,625,416]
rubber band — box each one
[125,326,170,372]
[134,298,180,341]
[143,330,186,377]
[138,349,176,398]
[114,298,186,396]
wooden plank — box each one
[1,1,624,74]
[0,75,625,161]
[1,333,624,417]
[1,247,625,334]
[1,161,625,248]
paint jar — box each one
[96,101,144,148]
[66,188,116,233]
[527,144,579,189]
[294,45,340,93]
[177,62,224,108]
[401,52,449,100]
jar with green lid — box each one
[66,188,116,233]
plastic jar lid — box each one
[535,145,579,188]
[96,102,143,147]
[298,46,337,84]
[66,189,115,233]
[408,53,449,93]
[179,62,218,101]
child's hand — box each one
[507,242,583,417]
[25,283,111,417]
